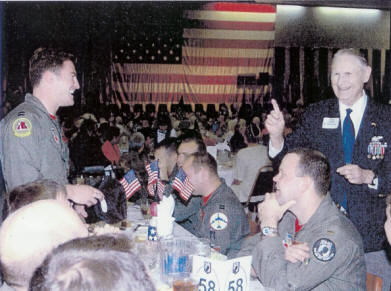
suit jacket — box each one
[274,97,391,252]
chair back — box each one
[146,103,156,113]
[366,272,382,291]
[158,104,168,113]
[133,103,143,113]
[245,165,274,210]
[195,103,204,113]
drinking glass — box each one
[140,197,152,220]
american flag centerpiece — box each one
[145,160,165,201]
[172,167,195,201]
[119,169,141,200]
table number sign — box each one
[192,255,252,291]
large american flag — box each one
[111,2,276,106]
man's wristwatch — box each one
[261,226,278,237]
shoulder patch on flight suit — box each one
[312,238,336,262]
[12,117,32,137]
[210,212,228,230]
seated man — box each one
[6,179,69,217]
[231,128,271,203]
[0,200,88,290]
[5,179,91,219]
[29,234,155,291]
[239,148,366,290]
[153,134,203,230]
[182,152,250,258]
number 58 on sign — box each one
[192,255,252,291]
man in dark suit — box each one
[266,48,391,289]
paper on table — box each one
[192,255,252,291]
[207,146,217,159]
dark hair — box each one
[178,130,206,154]
[157,114,171,127]
[287,148,331,196]
[29,234,156,291]
[119,151,149,190]
[154,137,178,155]
[29,48,75,89]
[229,124,247,153]
[7,179,65,217]
[190,152,218,176]
[79,119,97,135]
[102,126,120,142]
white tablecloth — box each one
[218,165,234,186]
[0,205,268,291]
[127,203,269,291]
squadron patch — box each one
[312,238,336,262]
[12,117,32,137]
[209,212,228,231]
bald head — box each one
[0,199,88,290]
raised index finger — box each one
[271,99,281,113]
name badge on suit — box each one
[322,118,339,129]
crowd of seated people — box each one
[1,96,391,290]
[40,100,299,180]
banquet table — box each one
[217,164,234,187]
[126,203,270,291]
[207,144,235,187]
[0,203,270,291]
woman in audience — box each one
[247,116,262,144]
[228,119,248,153]
[224,118,238,144]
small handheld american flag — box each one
[146,160,159,184]
[119,169,141,200]
[172,168,195,201]
[146,160,164,200]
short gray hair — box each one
[333,48,368,67]
[129,132,145,151]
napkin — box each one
[157,194,175,218]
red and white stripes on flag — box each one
[146,161,165,200]
[119,169,141,200]
[172,168,195,201]
[111,2,276,106]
